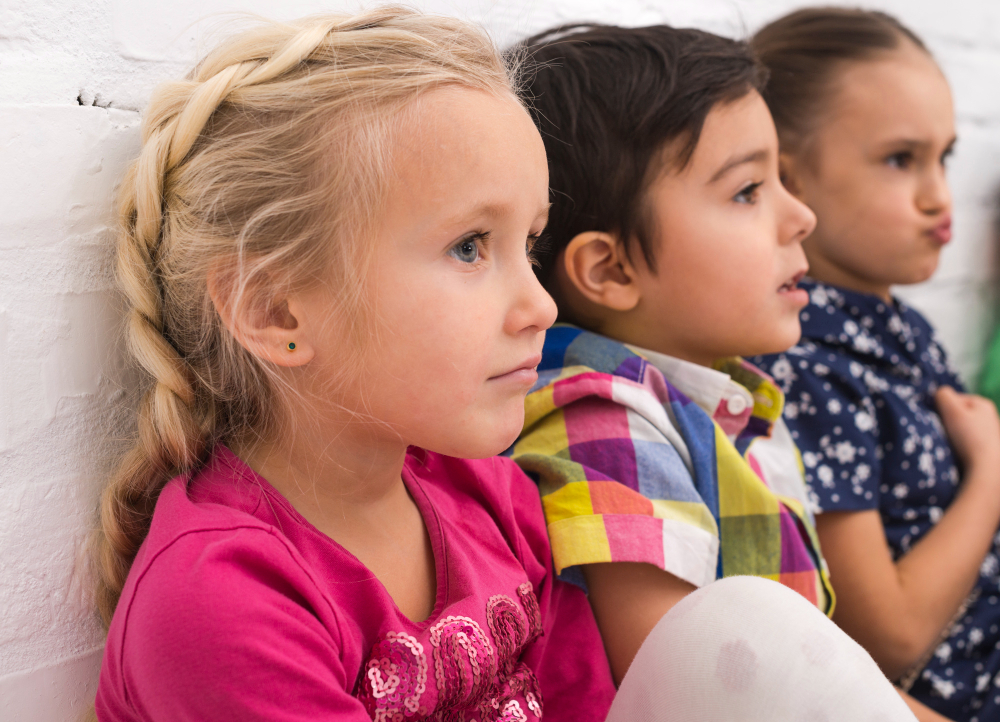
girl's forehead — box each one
[830,48,948,110]
[821,50,953,136]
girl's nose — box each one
[917,164,951,216]
[507,260,558,336]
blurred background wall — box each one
[2,0,999,718]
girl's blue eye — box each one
[450,235,481,264]
[734,182,762,204]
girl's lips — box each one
[929,217,952,245]
[489,353,542,383]
[489,367,539,386]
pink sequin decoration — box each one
[355,583,546,721]
[516,584,543,643]
[500,700,528,722]
[357,632,429,721]
[430,615,495,706]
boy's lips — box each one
[928,217,952,245]
[778,270,807,294]
[778,270,809,306]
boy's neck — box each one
[649,345,720,369]
[592,317,721,369]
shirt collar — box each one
[626,345,761,441]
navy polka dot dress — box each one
[755,279,1000,721]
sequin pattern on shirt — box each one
[356,583,544,721]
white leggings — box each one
[606,576,917,722]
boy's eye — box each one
[449,234,484,264]
[886,151,913,169]
[734,181,763,205]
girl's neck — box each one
[234,417,410,515]
[234,414,438,623]
[804,251,892,303]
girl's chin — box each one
[443,419,523,459]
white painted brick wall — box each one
[2,0,998,718]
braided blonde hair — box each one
[95,7,516,626]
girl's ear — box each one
[562,231,642,312]
[207,266,315,368]
[779,151,804,198]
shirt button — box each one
[726,395,749,415]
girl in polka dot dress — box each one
[753,9,1000,721]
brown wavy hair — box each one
[752,7,929,154]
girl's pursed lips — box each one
[928,216,952,245]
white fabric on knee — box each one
[606,576,916,722]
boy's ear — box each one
[207,266,315,368]
[562,231,642,312]
[779,151,803,198]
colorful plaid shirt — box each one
[509,325,833,614]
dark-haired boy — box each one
[507,23,832,682]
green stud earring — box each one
[287,342,296,351]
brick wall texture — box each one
[2,0,998,718]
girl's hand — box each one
[935,386,1000,478]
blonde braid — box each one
[94,6,517,626]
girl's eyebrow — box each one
[446,201,552,228]
[876,136,958,151]
[446,202,516,226]
[709,148,768,184]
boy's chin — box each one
[745,326,802,358]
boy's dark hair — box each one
[511,24,766,286]
[752,8,929,153]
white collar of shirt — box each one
[625,344,755,420]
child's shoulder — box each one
[114,450,325,630]
[99,453,353,718]
[133,446,294,569]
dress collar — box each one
[797,279,946,385]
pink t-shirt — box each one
[95,446,615,721]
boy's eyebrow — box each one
[709,149,769,183]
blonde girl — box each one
[93,9,617,720]
[754,8,1000,721]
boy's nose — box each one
[782,190,817,245]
